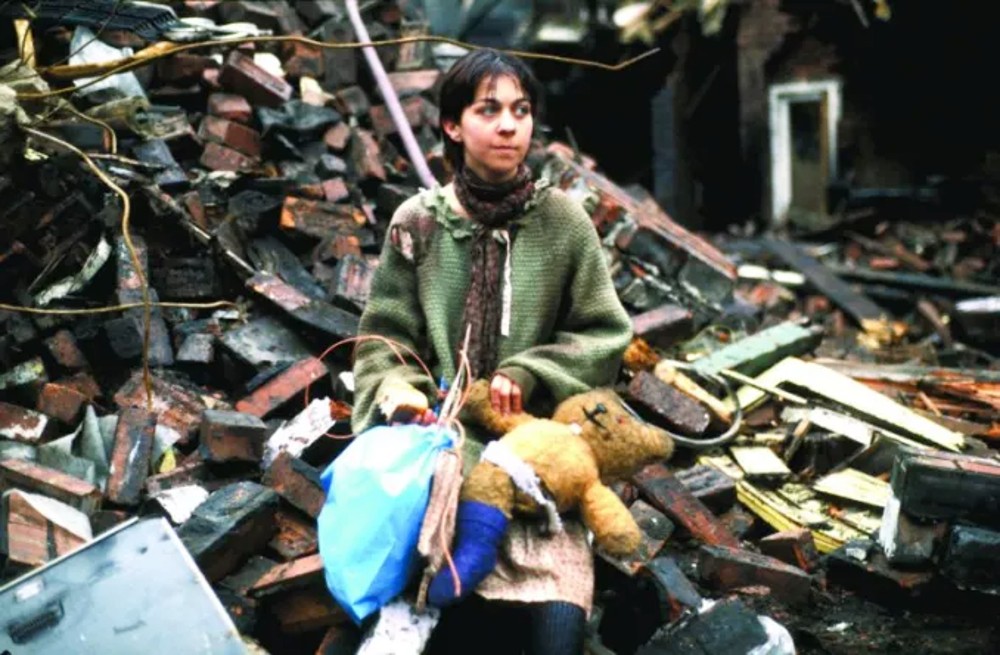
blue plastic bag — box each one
[318,423,456,624]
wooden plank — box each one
[727,357,966,452]
[812,469,890,509]
[729,446,791,479]
[763,238,887,325]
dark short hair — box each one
[437,48,542,171]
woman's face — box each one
[444,74,533,183]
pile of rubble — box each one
[0,2,998,654]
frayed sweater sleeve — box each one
[496,191,632,403]
[351,199,438,434]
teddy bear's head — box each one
[552,389,674,481]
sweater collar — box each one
[421,177,553,240]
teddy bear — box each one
[427,379,675,607]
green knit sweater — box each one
[351,178,633,434]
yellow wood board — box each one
[729,445,792,478]
[812,468,890,509]
[725,357,966,452]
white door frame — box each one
[768,79,842,227]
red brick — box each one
[759,528,820,572]
[157,53,214,83]
[698,543,813,605]
[207,93,253,123]
[634,463,739,548]
[218,49,293,108]
[368,97,429,137]
[200,141,258,172]
[267,588,346,634]
[106,407,157,506]
[0,402,50,443]
[236,357,329,418]
[268,508,318,561]
[281,41,324,79]
[250,553,323,597]
[333,86,370,117]
[44,329,89,371]
[1,490,90,567]
[114,370,206,445]
[0,458,102,514]
[199,409,268,463]
[198,115,261,157]
[350,128,386,181]
[36,382,88,424]
[323,122,350,151]
[626,371,710,436]
[631,304,694,349]
[263,451,324,518]
[279,196,367,239]
[321,177,350,203]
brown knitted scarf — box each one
[455,164,535,379]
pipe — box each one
[345,0,438,189]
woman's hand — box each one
[490,374,522,415]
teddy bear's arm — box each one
[580,482,642,557]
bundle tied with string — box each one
[313,334,470,624]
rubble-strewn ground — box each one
[0,2,998,654]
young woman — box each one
[352,48,632,654]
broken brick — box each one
[200,409,268,463]
[0,458,102,514]
[759,528,820,572]
[268,507,318,561]
[44,329,89,371]
[631,304,694,349]
[892,451,1000,528]
[106,407,157,506]
[218,50,293,108]
[324,122,351,151]
[179,481,279,581]
[177,333,216,365]
[263,451,324,518]
[281,41,324,79]
[198,115,262,158]
[114,370,206,445]
[157,53,214,84]
[626,371,710,436]
[145,456,212,496]
[697,543,813,605]
[0,402,50,443]
[36,382,88,425]
[637,597,768,655]
[634,463,739,548]
[201,141,258,172]
[265,587,347,634]
[350,128,386,182]
[250,552,324,598]
[1,489,91,567]
[208,92,253,123]
[321,177,350,203]
[878,490,948,566]
[236,358,329,419]
[940,524,1000,590]
[674,465,737,515]
[280,196,367,239]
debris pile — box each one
[0,2,998,654]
